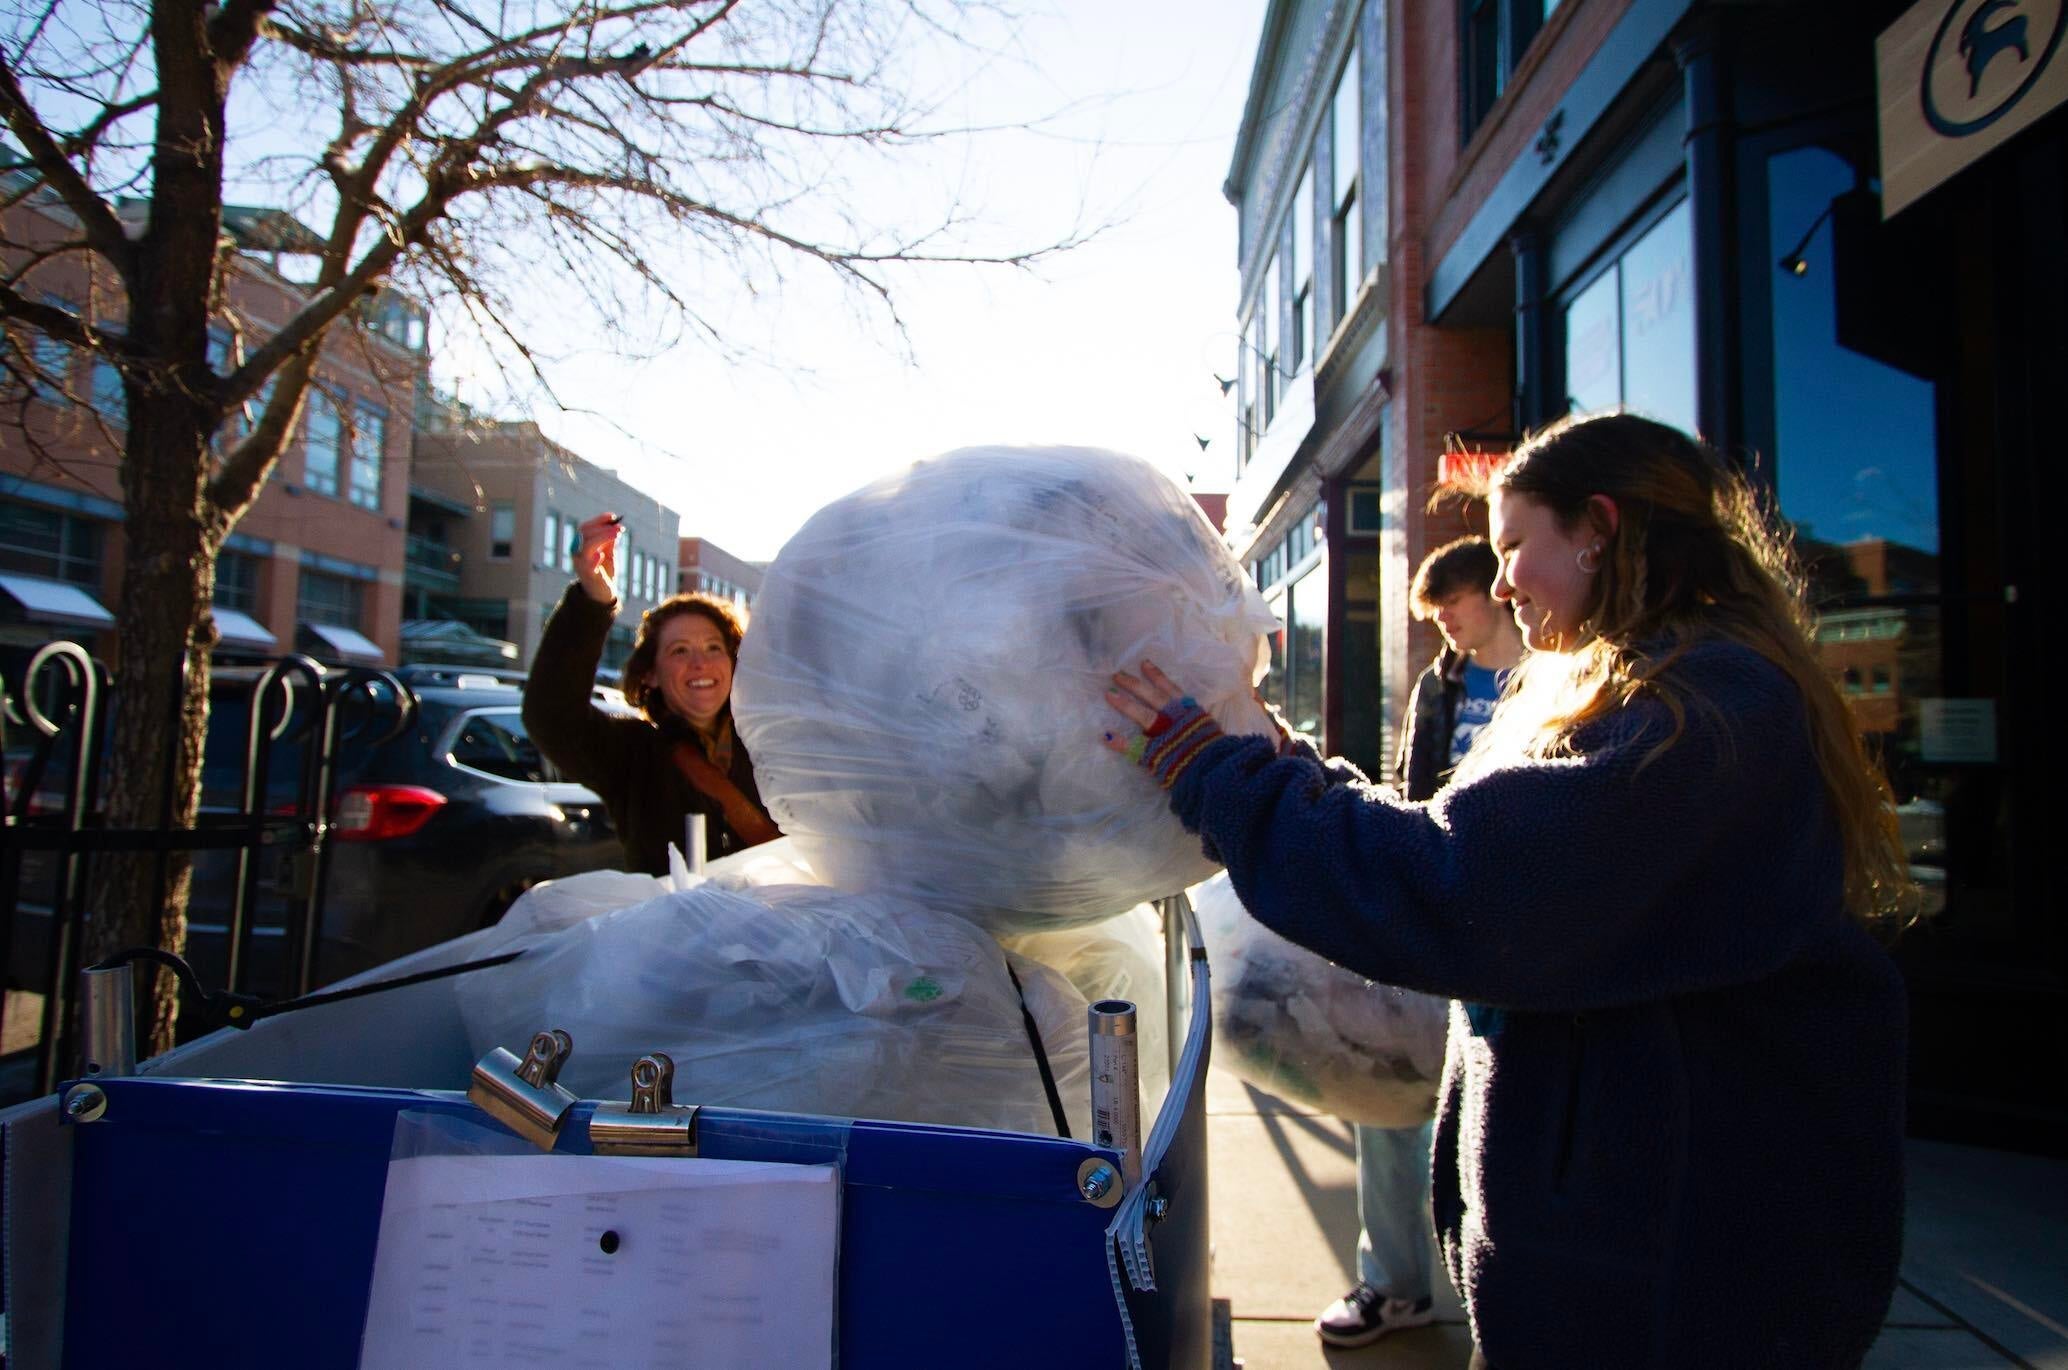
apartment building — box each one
[1,192,422,668]
[411,421,682,674]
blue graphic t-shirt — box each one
[1449,662,1507,766]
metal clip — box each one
[469,1029,578,1151]
[589,1052,700,1157]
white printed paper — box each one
[358,1153,838,1370]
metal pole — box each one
[1160,895,1188,1083]
[1088,999,1142,1190]
[685,812,706,875]
[79,961,136,1078]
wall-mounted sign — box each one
[1918,697,1999,764]
[1878,0,2068,217]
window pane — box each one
[0,500,99,586]
[1334,193,1361,324]
[1769,147,1938,557]
[1464,0,1501,138]
[489,503,515,558]
[296,569,360,626]
[91,359,125,426]
[1293,166,1314,294]
[30,332,71,399]
[1618,198,1696,434]
[305,391,341,495]
[543,513,559,571]
[1288,560,1327,738]
[1263,254,1279,374]
[216,550,258,611]
[1767,144,1943,889]
[1260,593,1288,710]
[449,711,547,782]
[1332,52,1360,214]
[1563,265,1620,414]
[349,403,385,510]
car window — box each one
[446,708,557,783]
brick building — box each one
[1231,0,2064,1148]
[675,537,763,615]
[410,420,682,674]
[1,192,423,668]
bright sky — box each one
[494,0,1269,562]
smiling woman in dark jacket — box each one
[523,512,777,875]
[1106,413,1911,1370]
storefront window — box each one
[1288,558,1326,738]
[1561,197,1695,433]
[1619,199,1695,431]
[1767,143,1946,903]
[1260,592,1288,711]
[1564,268,1619,414]
[1769,147,1939,559]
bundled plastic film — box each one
[456,880,1094,1137]
[733,445,1280,932]
[1191,872,1448,1128]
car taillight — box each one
[333,784,448,841]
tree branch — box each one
[206,0,284,69]
[0,54,136,277]
[0,283,136,354]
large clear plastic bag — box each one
[1191,873,1448,1127]
[733,445,1280,932]
[1000,904,1171,1109]
[455,880,1092,1137]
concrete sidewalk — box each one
[1205,1065,2068,1369]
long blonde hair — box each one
[1451,412,1913,924]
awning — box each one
[211,607,278,651]
[0,573,117,630]
[299,621,385,664]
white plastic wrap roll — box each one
[733,445,1280,931]
[1191,873,1448,1127]
[456,880,1091,1136]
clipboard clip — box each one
[589,1052,701,1157]
[469,1028,579,1151]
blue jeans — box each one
[1354,1119,1435,1301]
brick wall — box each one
[1372,0,1623,764]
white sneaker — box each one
[1314,1284,1434,1348]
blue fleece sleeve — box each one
[1169,652,1846,1012]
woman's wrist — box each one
[1127,696,1224,790]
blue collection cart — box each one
[0,895,1214,1370]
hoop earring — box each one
[1576,544,1602,575]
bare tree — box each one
[1,0,1073,1052]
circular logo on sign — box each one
[1923,0,2066,135]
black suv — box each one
[312,664,628,981]
[4,661,628,1000]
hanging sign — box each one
[1878,0,2068,217]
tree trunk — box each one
[87,401,220,1056]
[71,0,241,1058]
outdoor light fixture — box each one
[1778,198,1838,278]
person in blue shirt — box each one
[1106,412,1910,1369]
[1314,536,1525,1349]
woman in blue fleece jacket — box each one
[1107,413,1911,1369]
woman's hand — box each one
[574,513,622,605]
[1106,660,1226,791]
[1104,659,1184,744]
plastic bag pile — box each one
[1191,873,1448,1128]
[458,877,1093,1136]
[733,445,1280,932]
[457,448,1303,1135]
